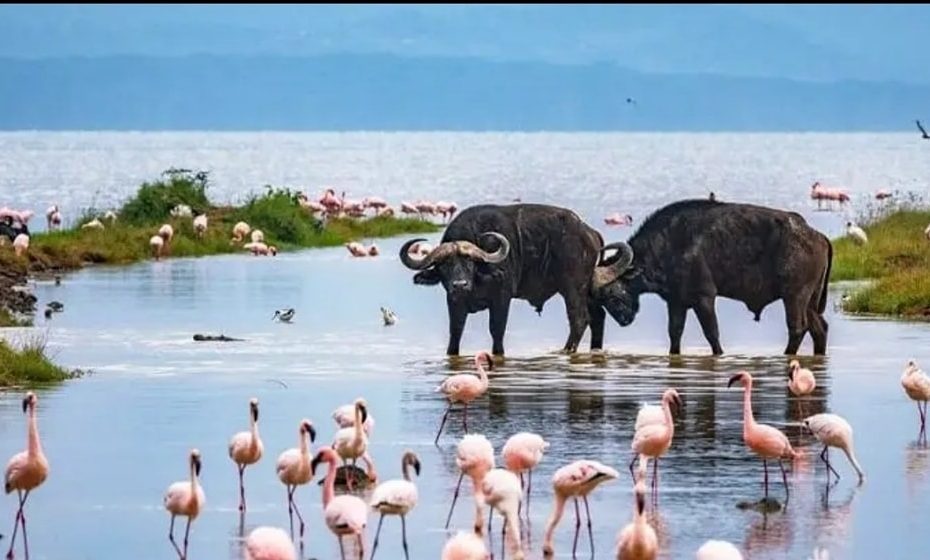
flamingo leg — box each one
[445,472,465,529]
[500,513,505,560]
[628,455,637,479]
[820,446,840,481]
[763,460,769,499]
[6,490,25,560]
[182,516,192,560]
[370,513,385,560]
[357,533,365,560]
[339,537,346,560]
[527,469,532,519]
[652,457,659,501]
[286,486,295,538]
[291,488,306,539]
[19,494,28,560]
[584,496,595,556]
[348,459,356,492]
[238,464,246,513]
[401,514,409,560]
[463,403,469,433]
[434,403,452,445]
[571,497,581,558]
[779,460,790,504]
[167,514,183,560]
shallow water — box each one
[1,133,930,559]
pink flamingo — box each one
[787,360,816,397]
[803,413,865,484]
[629,388,682,499]
[481,468,525,560]
[275,420,316,539]
[12,234,29,258]
[434,352,493,444]
[4,392,49,560]
[604,213,634,227]
[445,434,495,534]
[400,202,419,217]
[346,242,369,257]
[441,531,489,560]
[363,197,389,212]
[163,449,205,560]
[244,526,296,560]
[435,201,458,222]
[312,446,369,560]
[228,398,263,513]
[369,451,421,560]
[695,540,743,560]
[615,466,657,560]
[501,432,549,517]
[728,371,800,502]
[542,459,619,558]
[901,359,930,437]
[45,205,61,231]
[320,189,342,211]
[332,399,377,490]
[333,401,376,436]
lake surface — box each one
[1,133,930,560]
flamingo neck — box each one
[354,406,364,441]
[249,415,260,449]
[402,458,412,481]
[844,446,865,481]
[26,405,41,457]
[504,507,523,558]
[742,381,756,433]
[661,396,675,436]
[189,462,199,497]
[323,455,338,508]
[542,493,567,553]
[472,473,487,535]
[299,429,310,461]
[476,355,489,390]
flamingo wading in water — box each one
[481,468,525,560]
[313,446,369,560]
[435,351,493,444]
[542,459,619,558]
[244,526,296,560]
[332,398,377,489]
[369,451,421,560]
[276,419,316,539]
[803,413,865,485]
[445,434,495,534]
[5,392,49,560]
[501,431,549,518]
[615,463,658,560]
[901,359,930,438]
[630,388,682,500]
[228,398,263,512]
[163,449,205,560]
[728,371,800,503]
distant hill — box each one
[0,55,925,131]
[0,5,928,84]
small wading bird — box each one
[802,413,865,485]
[434,352,493,444]
[901,359,930,438]
[542,459,619,558]
[5,392,50,560]
[228,398,263,512]
[273,308,295,323]
[728,371,800,503]
[369,451,421,560]
[381,307,397,326]
[163,449,205,560]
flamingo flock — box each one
[22,349,930,560]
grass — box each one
[0,335,73,386]
[832,196,930,317]
[5,171,440,273]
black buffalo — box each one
[593,199,833,356]
[399,203,630,356]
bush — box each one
[118,169,212,226]
[231,186,325,246]
[0,335,73,386]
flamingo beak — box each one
[310,452,324,474]
[192,455,202,476]
[413,458,422,477]
[305,423,317,442]
[21,396,29,413]
[727,374,743,388]
[673,394,684,415]
[359,404,369,425]
[251,402,259,422]
[635,487,646,515]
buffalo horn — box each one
[593,242,634,288]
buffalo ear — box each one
[414,269,442,286]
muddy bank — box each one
[0,256,35,325]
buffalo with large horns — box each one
[399,203,630,356]
[592,199,833,356]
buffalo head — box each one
[399,232,510,297]
[591,241,638,326]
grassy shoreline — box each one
[832,207,930,317]
[0,336,74,386]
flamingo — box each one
[400,202,419,217]
[481,468,524,560]
[369,451,421,560]
[4,392,49,560]
[163,449,205,560]
[542,459,619,558]
[228,398,263,512]
[312,446,369,560]
[728,371,800,502]
[244,526,296,560]
[332,398,377,489]
[103,210,117,222]
[787,360,816,397]
[902,359,930,436]
[501,432,549,517]
[441,531,489,560]
[333,399,376,436]
[629,388,682,499]
[45,205,60,231]
[695,540,743,559]
[802,413,865,484]
[346,242,369,257]
[232,221,251,243]
[445,434,495,534]
[845,222,867,245]
[81,218,105,230]
[12,234,29,258]
[159,224,174,243]
[150,235,165,260]
[435,201,458,222]
[604,213,634,227]
[275,419,316,539]
[244,242,278,256]
[193,214,208,238]
[363,197,389,212]
[615,465,657,560]
[434,351,493,444]
[251,229,265,244]
[368,244,380,257]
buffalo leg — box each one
[446,300,468,356]
[694,296,724,355]
[562,291,590,353]
[783,297,809,355]
[807,308,828,355]
[667,302,687,355]
[488,298,511,357]
[588,301,606,351]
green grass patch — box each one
[0,308,31,327]
[0,335,73,386]
[832,199,930,317]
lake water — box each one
[1,133,930,560]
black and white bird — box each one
[916,119,930,140]
[47,301,64,313]
[272,308,296,323]
[381,307,397,326]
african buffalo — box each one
[592,199,833,356]
[399,203,629,356]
